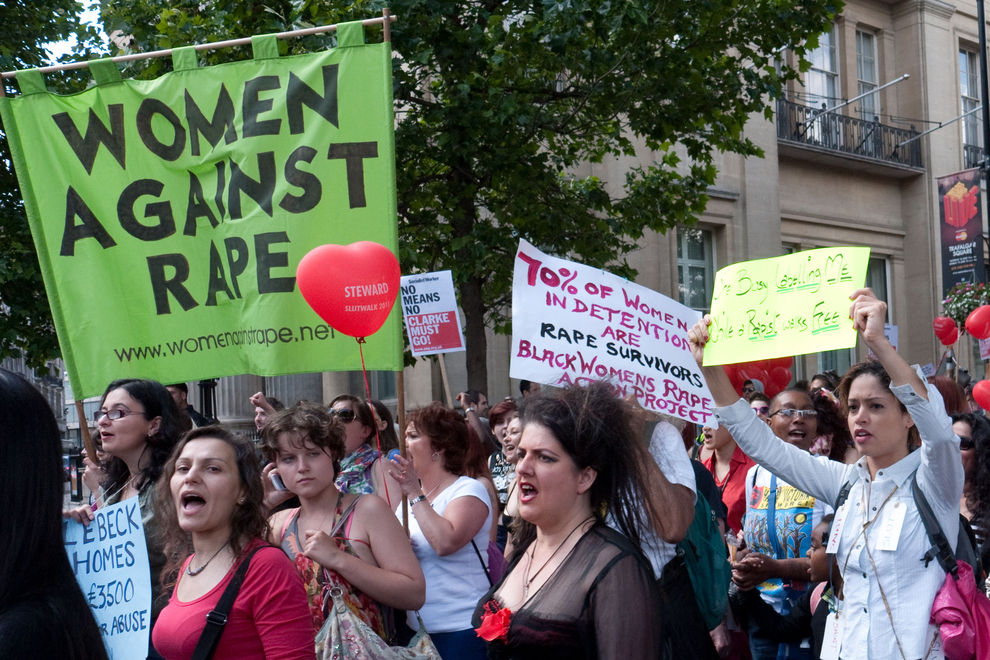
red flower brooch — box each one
[475,599,511,642]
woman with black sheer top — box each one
[471,383,663,658]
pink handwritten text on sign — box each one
[510,240,714,425]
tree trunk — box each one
[459,275,488,393]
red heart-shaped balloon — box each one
[966,305,990,340]
[973,380,990,411]
[939,324,960,346]
[933,316,956,340]
[296,242,400,338]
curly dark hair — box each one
[836,360,921,451]
[100,379,183,496]
[811,389,853,462]
[260,403,346,475]
[512,382,661,555]
[953,413,990,534]
[405,403,471,475]
[157,426,269,591]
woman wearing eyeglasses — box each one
[64,379,183,656]
[689,289,964,660]
[733,388,832,660]
[329,394,400,505]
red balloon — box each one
[939,325,960,346]
[966,305,990,340]
[296,242,400,338]
[770,367,792,392]
[933,316,956,340]
[973,380,990,411]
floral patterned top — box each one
[279,497,389,639]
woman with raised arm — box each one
[688,289,963,660]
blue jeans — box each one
[430,629,487,660]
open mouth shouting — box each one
[179,490,207,516]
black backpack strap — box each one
[911,474,959,579]
[833,479,853,510]
[191,544,269,660]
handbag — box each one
[315,587,441,660]
[191,545,267,660]
[910,476,990,660]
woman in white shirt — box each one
[389,403,492,660]
[687,288,963,660]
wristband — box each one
[466,406,476,413]
[410,494,428,506]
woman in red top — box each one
[152,427,313,659]
[700,425,755,534]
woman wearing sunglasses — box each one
[953,412,990,571]
[731,388,833,660]
[689,289,964,660]
[329,394,400,505]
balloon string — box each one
[356,337,392,508]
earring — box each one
[237,497,245,505]
[431,452,440,461]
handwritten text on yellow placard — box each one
[702,247,871,366]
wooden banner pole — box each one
[437,354,455,409]
[397,369,408,534]
[76,399,98,462]
[1,14,398,79]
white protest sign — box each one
[64,499,152,660]
[980,337,990,361]
[510,239,715,425]
[400,271,466,356]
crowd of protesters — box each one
[5,291,990,659]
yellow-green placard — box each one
[0,24,401,397]
[702,247,871,366]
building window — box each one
[807,24,839,108]
[819,256,888,375]
[677,228,714,312]
[961,49,982,167]
[806,24,839,146]
[856,30,879,121]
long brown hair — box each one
[156,426,269,590]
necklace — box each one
[523,516,594,596]
[421,475,452,502]
[186,540,230,576]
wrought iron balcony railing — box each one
[776,98,923,169]
[964,144,984,170]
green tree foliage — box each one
[0,1,102,367]
[5,0,841,387]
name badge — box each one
[827,500,851,554]
[820,612,841,660]
[876,501,906,551]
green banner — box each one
[0,25,401,398]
